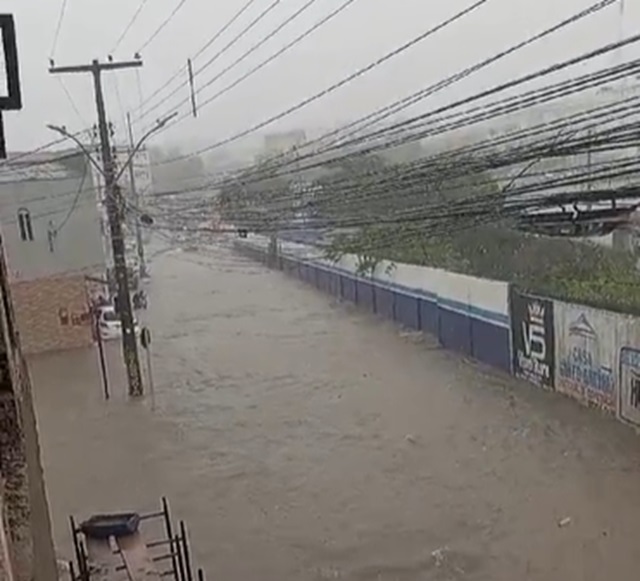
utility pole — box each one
[187,58,198,118]
[126,112,148,279]
[49,58,144,397]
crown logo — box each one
[528,301,544,320]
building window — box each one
[17,208,33,241]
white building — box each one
[0,150,107,353]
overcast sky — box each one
[2,0,636,155]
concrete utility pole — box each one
[126,112,148,279]
[49,58,144,397]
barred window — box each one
[17,208,33,242]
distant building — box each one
[0,150,107,354]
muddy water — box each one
[30,241,640,580]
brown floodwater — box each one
[30,239,640,580]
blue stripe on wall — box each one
[471,318,511,372]
[356,279,375,312]
[316,268,329,293]
[341,276,357,303]
[395,293,420,330]
[313,262,508,329]
[329,271,340,297]
[236,244,512,375]
[375,287,395,320]
[439,306,472,356]
[419,298,438,336]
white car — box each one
[97,306,140,341]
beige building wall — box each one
[10,274,93,355]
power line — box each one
[111,0,151,53]
[134,0,261,115]
[146,89,636,219]
[140,0,326,123]
[56,77,88,127]
[253,36,640,182]
[50,0,70,59]
[8,48,626,218]
[147,0,357,129]
[0,129,93,168]
[281,0,617,163]
[152,0,626,175]
[137,102,640,230]
[137,0,190,54]
[151,0,493,159]
[111,73,129,142]
[51,154,89,235]
[135,0,285,124]
[181,54,640,198]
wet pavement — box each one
[29,239,640,580]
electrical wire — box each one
[141,118,635,231]
[134,0,285,124]
[151,0,625,170]
[0,129,93,169]
[137,0,327,125]
[111,0,151,54]
[11,52,640,232]
[50,0,69,60]
[56,77,88,127]
[148,0,493,157]
[233,41,640,184]
[173,111,640,228]
[51,154,89,235]
[145,0,360,134]
[240,0,616,172]
[181,57,640,198]
[134,0,261,115]
[137,0,190,54]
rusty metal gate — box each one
[66,497,205,581]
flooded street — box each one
[29,240,640,580]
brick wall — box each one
[10,274,93,355]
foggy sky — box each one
[3,0,636,155]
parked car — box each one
[97,305,140,341]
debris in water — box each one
[399,330,423,342]
[558,517,572,528]
[405,434,417,444]
[431,547,448,567]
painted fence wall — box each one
[508,287,640,428]
[235,236,511,373]
[235,236,640,430]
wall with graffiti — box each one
[554,302,620,413]
[509,286,640,425]
[236,235,640,430]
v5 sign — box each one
[523,301,546,361]
[510,287,555,390]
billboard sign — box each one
[555,303,616,412]
[510,287,555,389]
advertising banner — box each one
[509,287,555,389]
[554,302,618,413]
[617,318,640,426]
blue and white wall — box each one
[236,236,511,373]
[235,235,640,431]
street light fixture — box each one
[46,111,177,181]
